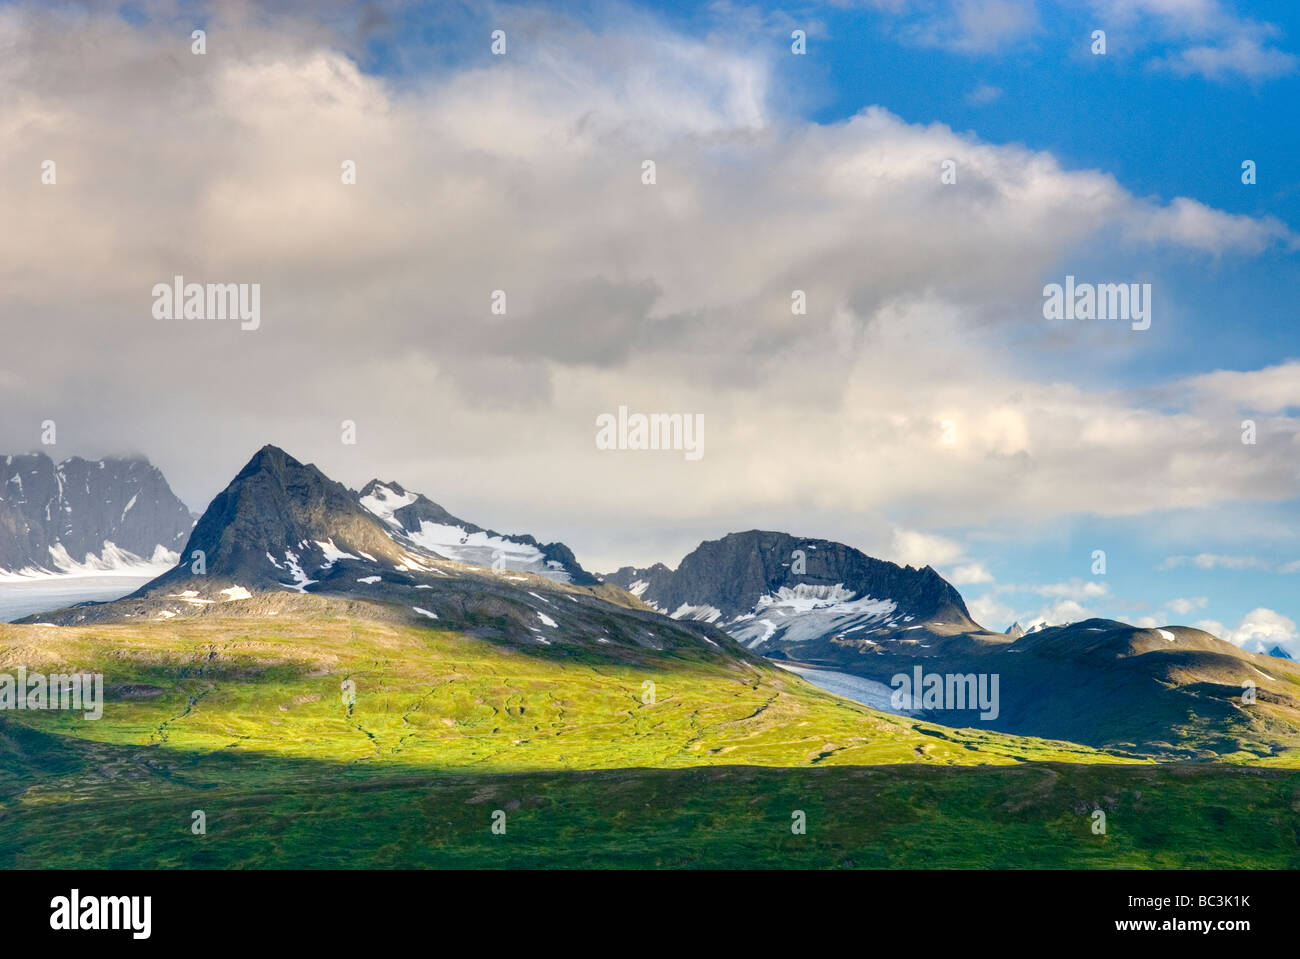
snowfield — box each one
[0,539,183,622]
[357,483,417,526]
[358,482,572,583]
[0,541,178,581]
[725,584,898,649]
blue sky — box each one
[3,0,1299,648]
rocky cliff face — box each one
[144,445,409,594]
[0,453,192,573]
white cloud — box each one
[1088,0,1297,81]
[900,0,1041,53]
[1202,607,1300,656]
[1133,596,1210,628]
[964,83,1004,105]
[1157,37,1299,81]
[890,529,966,568]
[1185,361,1300,414]
[1026,579,1109,600]
[948,562,994,585]
[1166,596,1208,615]
[1159,554,1269,571]
[1127,197,1297,255]
[1025,598,1093,629]
[869,0,1297,81]
[967,593,1017,629]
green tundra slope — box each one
[1,595,1293,868]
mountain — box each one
[137,446,596,596]
[1269,645,1293,660]
[30,446,742,663]
[0,452,192,575]
[142,444,411,594]
[1005,621,1025,639]
[356,480,596,585]
[604,530,992,663]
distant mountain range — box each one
[0,453,192,576]
[30,446,739,662]
[12,443,1300,758]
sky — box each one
[1,0,1299,650]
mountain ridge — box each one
[26,445,746,667]
[356,478,596,585]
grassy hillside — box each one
[0,597,1127,774]
[2,597,1292,868]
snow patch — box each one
[315,539,359,567]
[280,549,317,592]
[358,484,417,527]
[399,521,572,584]
[729,584,897,650]
[0,541,178,581]
[670,603,722,624]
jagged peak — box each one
[358,478,408,498]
